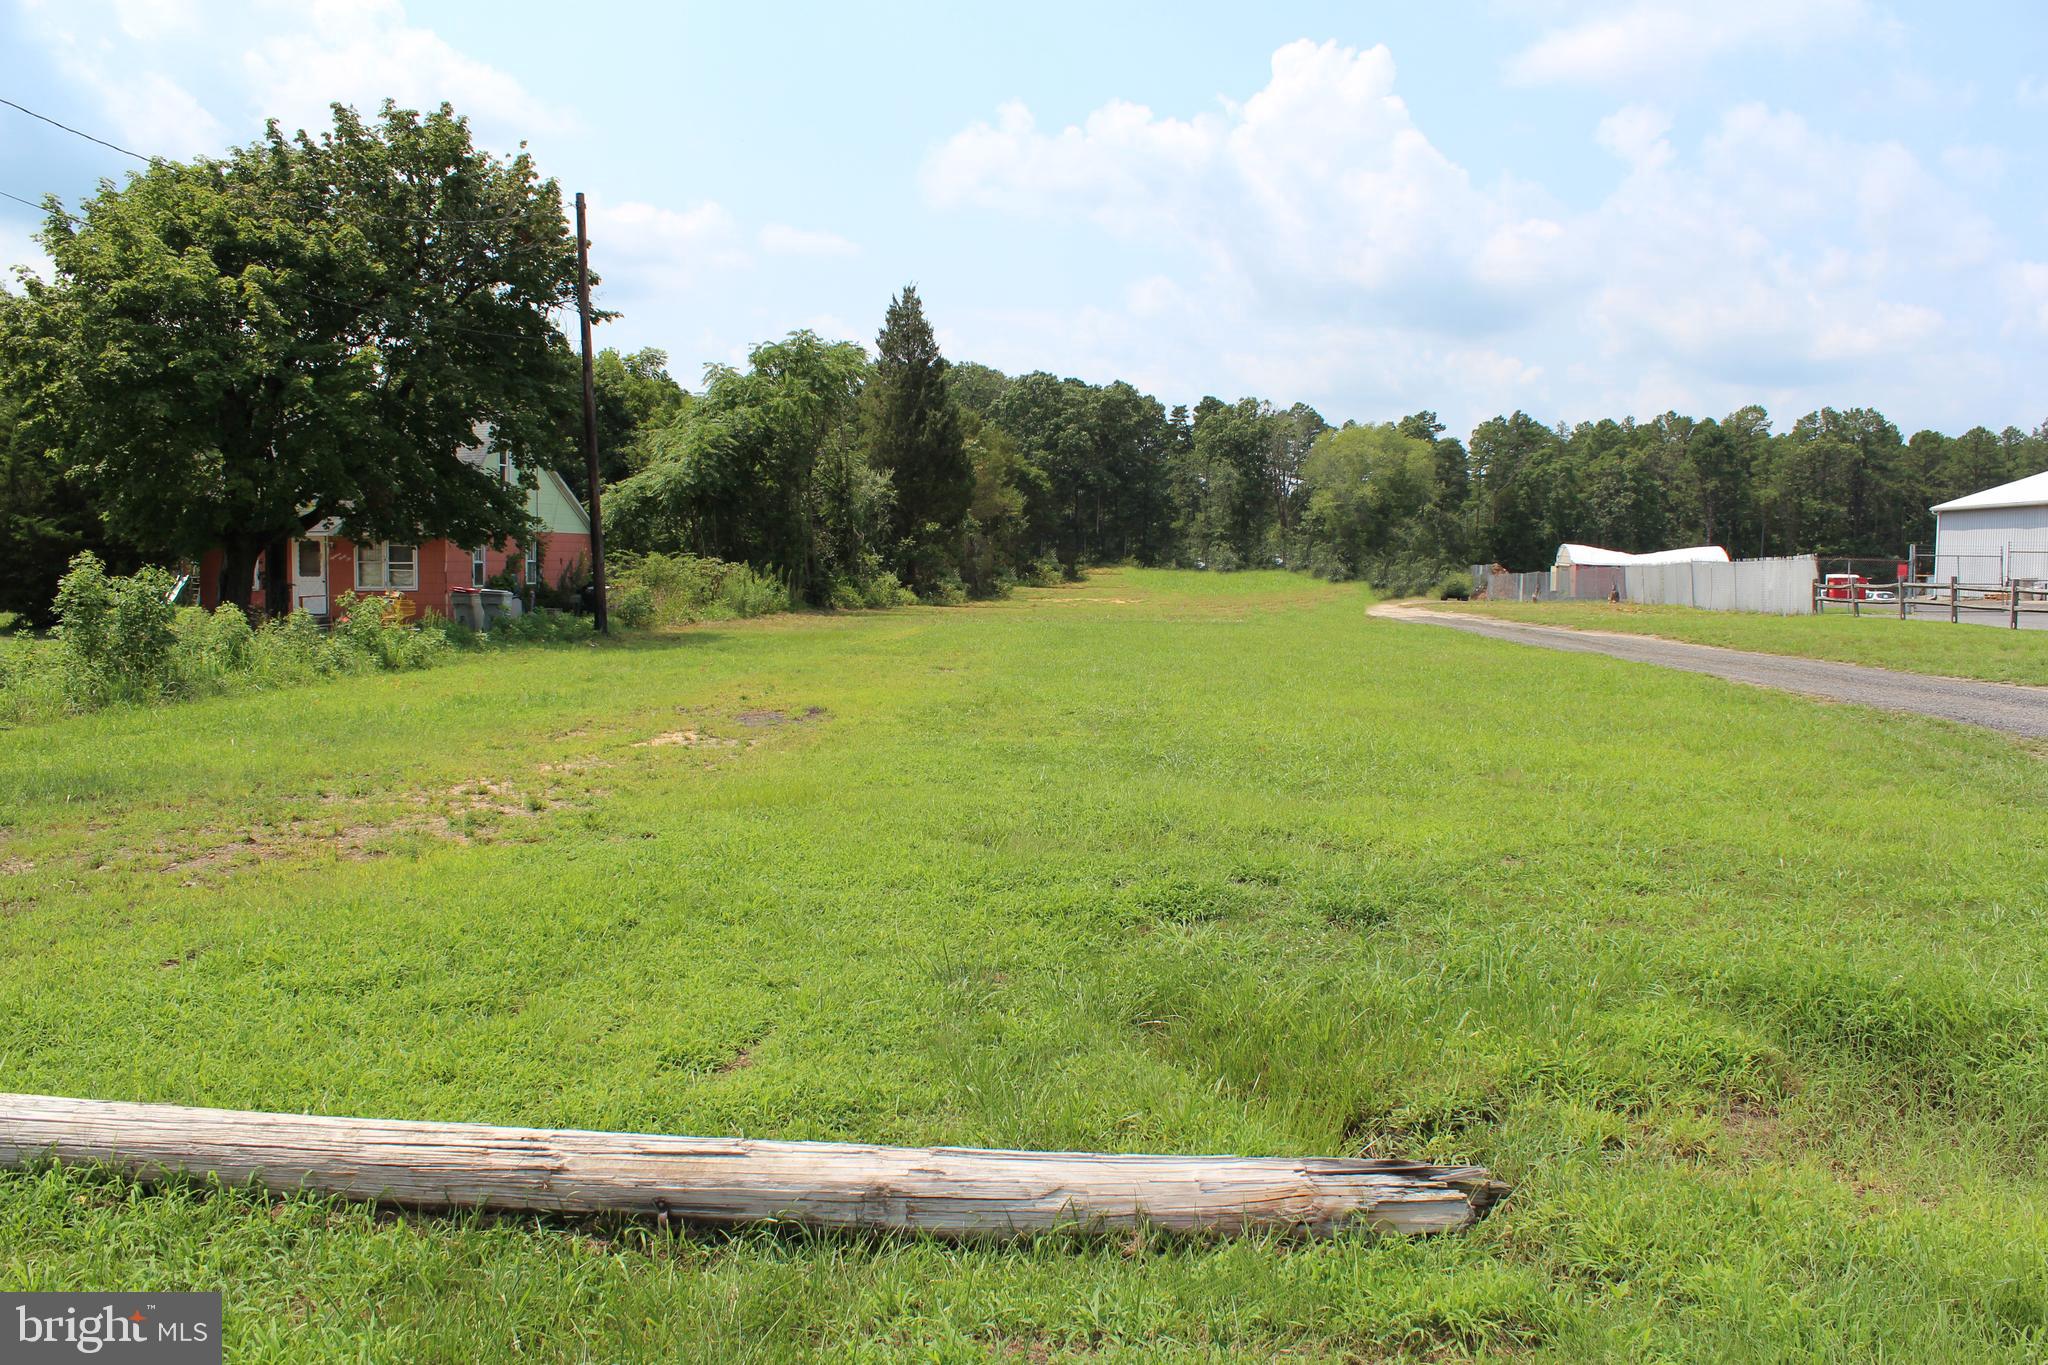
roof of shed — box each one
[1931,468,2048,514]
[1554,543,1732,567]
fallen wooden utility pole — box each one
[0,1094,1504,1238]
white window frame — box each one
[356,542,418,591]
[472,547,488,588]
[525,539,539,585]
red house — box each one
[198,441,593,620]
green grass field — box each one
[1438,597,2048,685]
[3,570,2045,1362]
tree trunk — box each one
[217,538,262,619]
[263,533,292,619]
[0,1093,1506,1239]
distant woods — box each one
[10,266,2047,620]
[595,291,2048,606]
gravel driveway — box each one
[1371,604,2048,740]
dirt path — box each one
[1370,603,2048,740]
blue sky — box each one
[4,0,2046,439]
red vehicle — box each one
[1822,572,1871,601]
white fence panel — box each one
[1623,555,1815,615]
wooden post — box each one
[1951,575,1959,624]
[2011,582,2021,630]
[0,1094,1505,1239]
[575,191,609,635]
[1899,577,1908,620]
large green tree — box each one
[10,101,580,613]
[608,330,869,604]
[859,285,971,591]
[580,346,688,497]
[1299,423,1437,581]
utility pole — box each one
[575,191,609,634]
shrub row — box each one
[0,554,592,727]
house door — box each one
[293,538,328,616]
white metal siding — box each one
[1933,504,2048,582]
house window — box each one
[472,547,488,588]
[525,539,540,585]
[356,542,418,591]
[497,450,512,484]
[296,540,324,579]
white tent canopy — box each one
[1554,543,1731,568]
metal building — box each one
[1931,469,2048,586]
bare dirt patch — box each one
[0,858,34,876]
[734,705,828,727]
[155,776,571,884]
[636,729,737,749]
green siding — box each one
[528,469,591,535]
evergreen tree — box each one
[860,285,972,592]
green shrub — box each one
[492,607,595,644]
[331,593,450,671]
[917,570,968,607]
[51,553,180,705]
[0,611,23,635]
[1437,574,1473,601]
[171,605,254,692]
[1020,554,1065,588]
[719,564,790,617]
[610,584,655,630]
[248,611,335,686]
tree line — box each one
[4,99,2044,623]
[590,318,2048,605]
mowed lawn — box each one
[1439,597,2048,686]
[2,570,2045,1362]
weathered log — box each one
[0,1093,1505,1238]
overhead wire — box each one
[0,96,555,226]
[1,94,591,342]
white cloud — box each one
[110,0,197,40]
[1939,144,2004,187]
[597,198,748,278]
[12,0,560,156]
[926,40,2024,430]
[926,40,1561,327]
[0,221,54,289]
[14,0,224,157]
[1594,105,1673,169]
[2010,263,2048,336]
[242,0,570,136]
[1505,0,1874,87]
[758,224,859,258]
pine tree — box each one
[861,285,972,593]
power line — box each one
[0,95,550,226]
[0,188,67,218]
[0,96,152,163]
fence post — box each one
[1899,576,1908,620]
[1852,581,1860,617]
[2011,581,2021,630]
[1950,576,1959,624]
